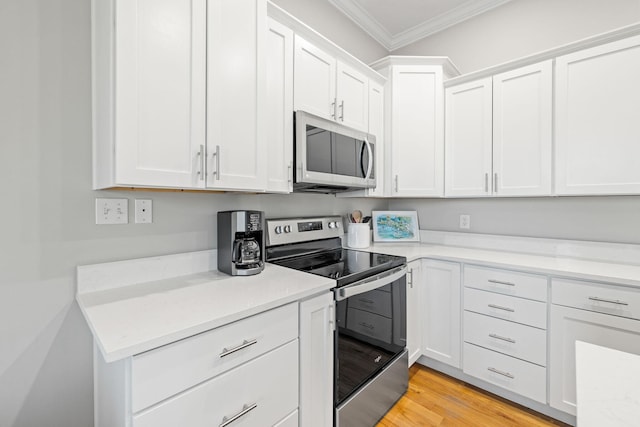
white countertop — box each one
[77,261,334,363]
[361,242,640,288]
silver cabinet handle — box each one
[494,172,498,193]
[197,144,205,181]
[484,173,489,193]
[588,296,629,306]
[489,333,516,344]
[488,304,515,312]
[394,175,399,193]
[220,403,257,427]
[339,100,344,121]
[212,145,221,180]
[408,268,414,288]
[331,98,337,118]
[488,367,514,379]
[488,279,516,286]
[328,303,335,331]
[287,162,293,184]
[219,339,257,358]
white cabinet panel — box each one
[407,260,422,366]
[422,259,461,368]
[445,77,492,197]
[336,62,369,132]
[464,265,548,302]
[390,65,445,197]
[550,304,640,415]
[555,35,640,195]
[293,36,336,121]
[266,18,294,193]
[493,61,552,196]
[206,0,266,191]
[552,278,640,320]
[464,287,547,329]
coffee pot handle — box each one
[232,240,243,264]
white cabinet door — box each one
[493,61,552,196]
[206,0,266,191]
[407,260,423,366]
[299,293,334,427]
[266,18,294,193]
[293,36,336,121]
[368,81,385,197]
[336,62,369,132]
[555,35,640,195]
[550,305,640,415]
[390,65,445,197]
[422,259,461,368]
[111,0,207,189]
[444,77,493,197]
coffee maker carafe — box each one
[218,211,265,276]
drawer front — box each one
[552,278,640,320]
[133,340,299,427]
[346,308,392,342]
[348,289,392,317]
[464,287,547,329]
[132,303,298,412]
[274,410,298,427]
[464,265,548,302]
[464,311,546,366]
[463,343,546,403]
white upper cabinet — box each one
[206,0,267,191]
[294,35,369,132]
[372,59,451,198]
[555,35,640,195]
[93,0,207,189]
[367,81,385,197]
[266,18,294,193]
[445,61,552,197]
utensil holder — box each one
[347,223,370,249]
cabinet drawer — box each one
[464,287,547,329]
[133,340,299,427]
[349,289,392,317]
[132,303,298,412]
[463,343,546,403]
[346,307,392,342]
[464,311,546,366]
[464,265,548,302]
[552,278,640,320]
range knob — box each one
[328,221,336,229]
[274,226,283,234]
[284,225,292,233]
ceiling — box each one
[328,0,514,51]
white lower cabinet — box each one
[407,259,423,366]
[422,259,461,367]
[549,278,640,415]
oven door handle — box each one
[336,266,407,301]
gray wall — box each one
[393,0,640,73]
[0,1,384,426]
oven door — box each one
[334,266,407,426]
[295,110,375,192]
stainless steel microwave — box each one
[294,110,376,193]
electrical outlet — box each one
[135,199,153,224]
[96,198,128,224]
[459,214,471,229]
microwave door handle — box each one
[359,142,367,177]
[364,138,373,180]
[336,266,406,301]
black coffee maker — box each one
[217,210,265,276]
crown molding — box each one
[329,0,513,51]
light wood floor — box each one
[377,364,570,427]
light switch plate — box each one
[459,214,471,229]
[96,198,128,224]
[135,199,153,224]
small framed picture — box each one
[372,211,420,242]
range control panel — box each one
[266,216,342,246]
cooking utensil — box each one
[352,210,362,223]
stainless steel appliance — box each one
[217,210,265,276]
[266,216,407,426]
[294,111,376,193]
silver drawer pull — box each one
[489,333,516,344]
[488,304,515,313]
[488,279,516,286]
[220,339,257,358]
[220,403,257,427]
[488,367,514,379]
[588,296,629,306]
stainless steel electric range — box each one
[266,216,408,427]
